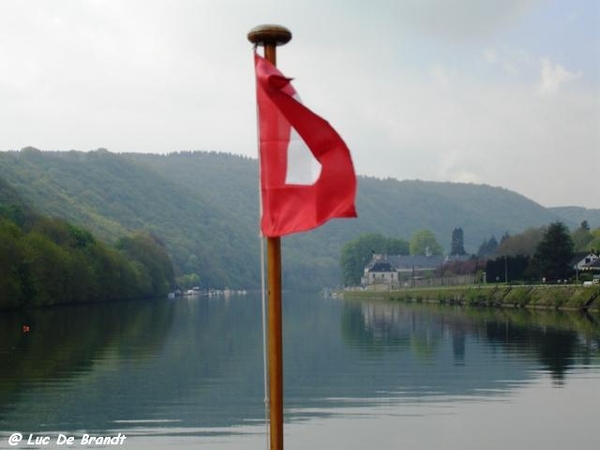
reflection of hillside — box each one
[342,300,600,384]
[484,321,578,385]
[466,307,600,385]
[285,297,538,416]
[0,296,265,433]
[0,300,174,423]
[2,295,599,437]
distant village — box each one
[360,251,600,291]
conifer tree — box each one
[535,222,574,281]
[450,227,466,255]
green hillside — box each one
[0,176,174,309]
[0,148,259,289]
[548,206,600,229]
[1,149,597,290]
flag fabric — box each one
[254,53,357,237]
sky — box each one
[1,0,598,208]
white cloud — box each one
[536,58,582,95]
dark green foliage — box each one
[0,181,175,309]
[0,150,259,290]
[485,222,576,283]
[0,149,598,290]
[477,235,498,257]
[535,222,575,281]
[450,227,466,255]
[485,255,533,283]
[340,233,409,286]
[117,232,175,296]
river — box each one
[1,293,599,449]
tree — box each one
[589,228,600,253]
[0,219,24,306]
[385,236,410,255]
[496,227,544,257]
[535,222,574,281]
[571,222,593,252]
[450,227,466,255]
[409,229,443,256]
[117,232,175,296]
[177,273,201,290]
[477,235,498,257]
[485,255,532,283]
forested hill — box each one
[0,148,260,290]
[0,149,597,290]
[547,206,600,229]
[0,176,175,308]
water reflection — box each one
[342,300,600,386]
[0,294,598,449]
[0,300,175,431]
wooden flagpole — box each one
[247,24,292,450]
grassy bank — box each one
[342,284,600,312]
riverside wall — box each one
[342,284,600,312]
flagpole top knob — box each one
[247,24,292,47]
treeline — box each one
[483,221,598,283]
[343,221,600,286]
[1,149,599,291]
[477,221,600,258]
[0,198,174,310]
[0,148,260,290]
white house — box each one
[572,252,599,271]
[363,260,398,285]
[362,254,447,287]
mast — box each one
[247,24,292,450]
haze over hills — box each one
[0,148,597,290]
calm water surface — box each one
[0,293,599,449]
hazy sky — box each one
[1,0,598,208]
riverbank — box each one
[342,284,600,312]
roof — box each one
[369,261,396,272]
[586,258,600,269]
[570,251,596,263]
[571,252,599,267]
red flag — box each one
[254,53,357,237]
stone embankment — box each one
[343,285,600,312]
